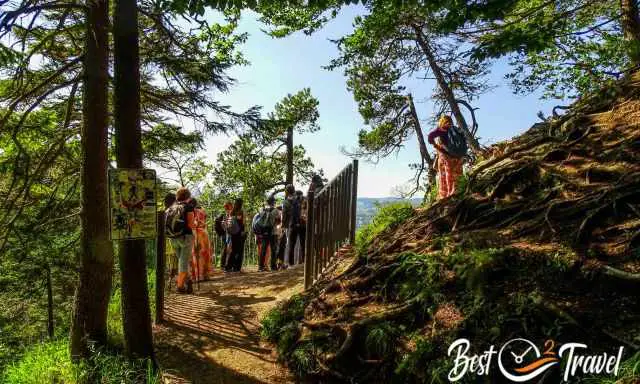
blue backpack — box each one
[253,207,275,235]
[445,126,468,158]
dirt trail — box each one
[154,265,304,384]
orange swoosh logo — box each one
[514,357,559,373]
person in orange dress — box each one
[190,198,212,281]
[428,115,464,199]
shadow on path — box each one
[155,265,304,384]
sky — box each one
[197,7,560,198]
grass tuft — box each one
[1,339,161,384]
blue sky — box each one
[201,7,560,197]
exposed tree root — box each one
[271,75,640,383]
[602,265,640,282]
[328,299,419,363]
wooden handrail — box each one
[304,159,358,289]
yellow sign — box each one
[109,168,157,240]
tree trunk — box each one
[113,0,154,359]
[412,24,482,154]
[46,264,54,340]
[70,0,114,359]
[286,126,294,186]
[406,93,436,187]
[621,0,640,66]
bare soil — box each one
[154,265,304,384]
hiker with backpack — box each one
[165,187,196,294]
[428,115,468,199]
[224,198,246,272]
[253,195,279,271]
[287,188,305,266]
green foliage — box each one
[0,0,256,367]
[0,339,160,384]
[288,342,315,378]
[394,337,454,384]
[108,264,156,348]
[355,202,414,255]
[261,294,306,342]
[385,252,443,307]
[270,88,320,135]
[425,181,439,204]
[365,322,397,358]
[204,88,323,213]
[583,351,640,384]
[455,173,469,197]
[447,248,508,293]
[1,340,79,384]
[257,0,637,102]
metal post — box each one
[155,211,165,324]
[349,160,358,244]
[304,191,314,289]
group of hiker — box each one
[160,114,464,293]
[162,175,324,293]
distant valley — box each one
[356,197,422,228]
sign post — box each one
[108,168,157,240]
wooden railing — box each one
[304,160,358,289]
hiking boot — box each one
[186,280,193,294]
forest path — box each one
[154,265,304,384]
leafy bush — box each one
[356,202,414,255]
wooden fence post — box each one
[316,195,329,277]
[155,211,165,324]
[350,160,358,244]
[329,184,335,267]
[313,195,319,282]
[304,191,314,289]
[342,169,348,243]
